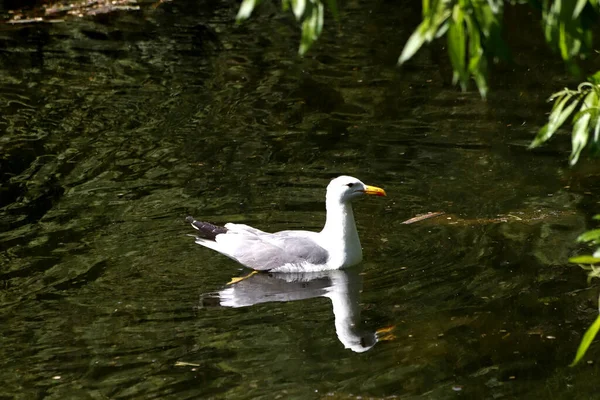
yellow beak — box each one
[363,185,387,197]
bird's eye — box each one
[346,183,355,187]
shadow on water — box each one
[1,0,600,398]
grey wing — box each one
[269,232,330,265]
[217,232,329,271]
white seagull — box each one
[186,175,386,273]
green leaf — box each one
[398,22,428,65]
[578,229,600,243]
[570,91,596,165]
[573,108,598,125]
[473,58,489,99]
[423,0,431,16]
[569,255,600,264]
[236,0,260,22]
[530,125,551,148]
[573,0,588,18]
[424,8,451,41]
[447,6,467,90]
[553,95,581,131]
[570,314,600,367]
[398,1,450,65]
[593,114,600,143]
[593,215,600,221]
[299,2,323,55]
[559,23,570,60]
[465,13,487,99]
[435,20,449,38]
[549,94,573,125]
[530,93,580,148]
[549,91,570,102]
[291,0,306,20]
[542,0,587,76]
[316,1,324,37]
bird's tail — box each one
[185,216,228,241]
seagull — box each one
[186,175,386,273]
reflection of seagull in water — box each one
[200,269,395,353]
[186,176,386,273]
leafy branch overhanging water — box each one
[234,0,600,367]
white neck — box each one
[320,197,362,268]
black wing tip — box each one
[185,216,228,240]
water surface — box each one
[1,1,600,398]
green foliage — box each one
[236,0,261,21]
[530,81,600,165]
[571,215,600,283]
[398,0,506,99]
[571,313,600,366]
[578,228,600,247]
[569,215,600,366]
[236,0,336,55]
[570,255,600,264]
[542,0,594,76]
[235,0,600,164]
[397,0,598,97]
[236,0,599,99]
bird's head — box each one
[326,175,386,204]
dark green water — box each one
[2,1,600,398]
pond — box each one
[1,0,600,398]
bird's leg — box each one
[227,270,259,285]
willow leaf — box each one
[531,94,577,147]
[435,20,449,38]
[578,229,600,244]
[316,1,324,37]
[553,96,581,133]
[570,314,600,366]
[569,255,600,264]
[236,0,260,22]
[398,22,428,65]
[423,0,432,16]
[572,108,597,124]
[299,3,320,55]
[473,58,488,99]
[573,0,588,18]
[292,0,306,20]
[530,125,547,148]
[548,94,573,128]
[465,13,487,98]
[590,71,600,85]
[570,91,595,165]
[425,9,451,41]
[448,7,467,89]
